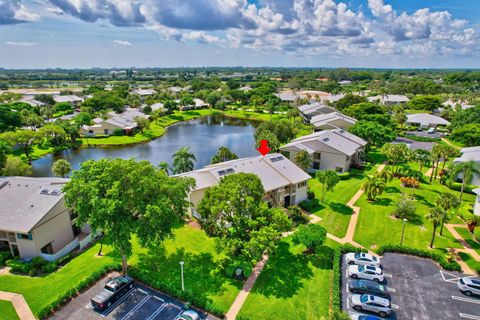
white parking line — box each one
[383,273,393,278]
[387,287,396,292]
[138,288,148,295]
[100,288,136,317]
[85,303,93,309]
[391,303,399,309]
[440,270,461,283]
[460,313,480,320]
[152,296,164,302]
[146,303,167,320]
[172,309,183,320]
[452,296,480,305]
[121,295,151,320]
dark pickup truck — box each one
[91,275,135,310]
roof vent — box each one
[40,188,62,196]
[322,138,330,142]
[270,156,284,163]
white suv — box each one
[345,252,381,267]
[348,265,384,283]
[350,294,392,318]
[458,277,480,296]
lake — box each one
[32,115,259,177]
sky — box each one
[0,0,479,69]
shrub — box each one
[292,224,327,254]
[376,244,461,272]
[338,172,351,180]
[447,181,475,194]
[400,177,420,188]
[307,190,315,200]
[332,249,341,311]
[298,199,319,212]
[474,228,480,242]
[6,256,58,276]
[0,251,12,266]
[287,205,309,226]
[113,129,124,136]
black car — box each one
[348,279,390,299]
[91,275,134,310]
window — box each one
[88,130,94,134]
[335,166,344,173]
[313,162,320,170]
[297,181,307,188]
[16,233,32,240]
[41,242,53,254]
[104,129,109,134]
[313,152,321,160]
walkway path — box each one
[444,224,480,275]
[0,291,35,320]
[441,137,461,150]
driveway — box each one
[342,253,480,319]
[49,274,218,320]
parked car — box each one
[427,127,436,134]
[458,277,480,296]
[348,279,390,299]
[348,265,384,283]
[350,315,383,320]
[91,275,134,310]
[350,294,392,318]
[345,252,381,267]
[178,309,199,320]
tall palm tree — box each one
[172,147,197,174]
[362,176,387,201]
[375,167,394,183]
[449,161,480,201]
[413,149,430,173]
[434,145,457,180]
[158,161,170,175]
[429,144,442,182]
[435,192,460,235]
[426,206,444,248]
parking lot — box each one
[49,273,217,320]
[342,253,480,319]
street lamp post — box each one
[400,218,408,245]
[179,261,185,292]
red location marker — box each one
[257,139,271,156]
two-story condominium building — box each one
[0,177,93,261]
[280,129,367,173]
[298,102,337,121]
[175,153,311,218]
[310,112,357,131]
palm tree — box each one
[429,144,442,182]
[449,161,480,201]
[375,167,394,183]
[426,206,444,248]
[434,145,457,180]
[435,192,460,235]
[362,175,387,201]
[413,149,430,173]
[158,161,170,175]
[172,147,196,174]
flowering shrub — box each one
[400,177,420,188]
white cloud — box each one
[5,41,37,46]
[0,0,39,24]
[112,40,132,47]
[36,0,478,59]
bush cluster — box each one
[376,244,461,272]
[298,199,319,212]
[6,256,58,276]
[128,267,225,317]
[0,251,12,266]
[447,181,475,194]
[37,264,121,319]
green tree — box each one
[0,105,22,132]
[413,149,431,173]
[426,206,444,248]
[197,173,291,264]
[333,94,367,111]
[381,143,411,173]
[210,146,238,164]
[254,119,296,145]
[0,140,10,173]
[19,109,42,130]
[316,170,340,202]
[134,116,150,133]
[292,224,327,254]
[450,124,480,147]
[1,130,41,163]
[294,150,311,172]
[3,155,32,176]
[349,121,395,149]
[362,175,387,201]
[449,161,480,201]
[52,159,71,178]
[63,158,194,274]
[392,196,416,220]
[39,123,68,148]
[435,192,460,235]
[172,146,196,173]
[407,95,443,112]
[158,162,170,175]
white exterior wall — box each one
[295,185,308,204]
[318,152,349,172]
[474,198,480,216]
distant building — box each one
[298,102,337,120]
[454,146,480,186]
[238,86,252,92]
[368,95,409,105]
[280,129,367,173]
[132,89,157,98]
[406,113,450,128]
[18,98,45,107]
[310,112,357,131]
[338,80,352,85]
[0,177,94,260]
[320,94,346,104]
[275,92,298,103]
[82,108,149,136]
[175,153,311,217]
[53,95,84,106]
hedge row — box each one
[128,267,225,318]
[37,263,121,319]
[376,244,462,272]
[0,251,12,266]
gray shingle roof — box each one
[175,153,310,193]
[310,112,357,129]
[0,177,69,233]
[406,113,450,126]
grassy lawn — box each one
[353,178,474,253]
[0,300,19,320]
[0,244,118,317]
[307,166,378,238]
[458,252,480,274]
[455,227,480,256]
[237,237,334,320]
[129,224,242,314]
